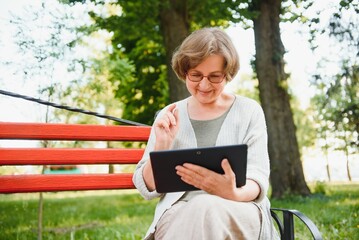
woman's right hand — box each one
[154,104,179,151]
[143,104,179,191]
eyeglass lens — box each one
[187,72,224,83]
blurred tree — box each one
[313,115,333,181]
[81,0,169,125]
[57,52,136,173]
[291,99,316,152]
[309,0,358,181]
[234,73,260,102]
[2,0,89,122]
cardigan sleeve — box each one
[132,110,167,200]
[242,102,270,202]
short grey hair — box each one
[171,27,240,82]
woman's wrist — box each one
[143,160,156,191]
[229,179,260,202]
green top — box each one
[181,107,231,201]
[190,107,231,147]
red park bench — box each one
[0,122,322,240]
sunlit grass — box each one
[0,183,358,239]
[0,192,157,240]
[271,182,359,239]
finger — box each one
[173,105,179,127]
[166,111,177,126]
[182,163,209,176]
[176,165,202,180]
[221,159,235,177]
[176,165,203,189]
[167,104,176,113]
[167,104,177,126]
[156,119,171,132]
[175,165,195,177]
[176,165,193,183]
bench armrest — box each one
[271,208,323,240]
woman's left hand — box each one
[176,159,237,199]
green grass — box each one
[0,191,158,240]
[0,184,358,239]
[271,183,359,240]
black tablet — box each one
[149,144,247,193]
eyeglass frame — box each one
[186,71,226,84]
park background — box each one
[0,0,358,239]
[1,0,357,182]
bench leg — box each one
[282,210,295,240]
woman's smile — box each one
[197,88,213,95]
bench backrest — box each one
[0,122,151,193]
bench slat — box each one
[0,174,135,193]
[0,148,144,165]
[0,122,151,141]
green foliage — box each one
[53,53,137,150]
[312,181,327,195]
[280,0,315,23]
[290,97,316,150]
[82,0,263,125]
[3,1,85,97]
[0,184,358,239]
[311,59,358,153]
[188,0,242,27]
[234,73,260,102]
[309,1,358,161]
[85,0,168,125]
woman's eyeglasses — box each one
[186,71,225,84]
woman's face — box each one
[185,54,226,105]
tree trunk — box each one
[251,0,310,198]
[325,154,331,182]
[324,138,331,181]
[159,0,190,102]
[346,153,352,181]
[344,141,352,181]
[107,142,115,174]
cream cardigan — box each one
[133,95,279,239]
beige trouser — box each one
[154,194,262,240]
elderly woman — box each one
[133,27,279,240]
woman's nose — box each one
[198,76,211,87]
